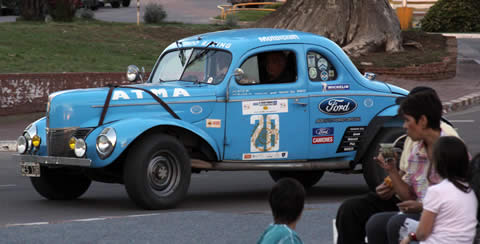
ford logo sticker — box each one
[318,97,357,115]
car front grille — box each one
[47,128,94,157]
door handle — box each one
[293,102,307,106]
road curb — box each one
[0,140,16,152]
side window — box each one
[306,51,337,81]
[239,51,297,85]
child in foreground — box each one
[257,178,306,244]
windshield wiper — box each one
[184,41,216,68]
[176,41,186,66]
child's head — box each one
[269,178,305,225]
[432,136,471,192]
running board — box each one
[191,159,352,171]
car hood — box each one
[47,82,217,128]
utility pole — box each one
[136,0,140,26]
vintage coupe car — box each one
[15,29,409,209]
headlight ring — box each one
[96,127,117,159]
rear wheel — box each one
[30,167,91,200]
[268,170,324,189]
[362,127,406,191]
[124,134,191,210]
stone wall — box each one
[0,72,130,116]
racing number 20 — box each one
[250,114,280,152]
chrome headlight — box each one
[17,136,28,154]
[74,138,87,158]
[96,127,116,159]
[24,123,38,152]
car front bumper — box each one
[13,154,92,167]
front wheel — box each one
[111,1,120,8]
[30,167,91,200]
[362,128,406,191]
[268,170,324,189]
[124,134,191,210]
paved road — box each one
[94,0,224,24]
[0,105,479,243]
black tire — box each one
[268,170,325,189]
[362,127,406,191]
[122,0,130,7]
[30,167,91,200]
[111,1,120,8]
[124,134,191,210]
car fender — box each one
[353,105,404,164]
[85,118,220,168]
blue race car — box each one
[15,28,408,209]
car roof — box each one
[164,28,342,55]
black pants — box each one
[335,192,400,244]
[366,211,421,244]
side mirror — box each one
[127,65,140,82]
[233,68,244,83]
[364,72,376,81]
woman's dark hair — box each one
[269,178,305,224]
[432,136,471,193]
[470,153,480,221]
[398,90,442,130]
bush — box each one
[143,3,166,24]
[421,0,480,32]
[76,7,94,20]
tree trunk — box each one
[255,0,403,56]
[22,0,47,20]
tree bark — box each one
[21,0,47,20]
[255,0,403,56]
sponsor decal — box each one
[258,35,300,42]
[206,119,221,128]
[112,88,190,100]
[364,98,374,108]
[250,114,280,152]
[190,105,203,114]
[307,54,316,67]
[309,67,318,79]
[318,97,357,115]
[242,100,288,115]
[329,70,335,77]
[322,83,350,91]
[317,58,328,71]
[242,152,288,160]
[315,117,361,123]
[320,71,329,81]
[312,136,334,144]
[313,127,334,136]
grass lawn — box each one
[0,20,225,73]
[0,19,448,74]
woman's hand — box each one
[374,152,398,173]
[376,182,394,200]
[397,200,423,213]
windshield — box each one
[151,48,232,84]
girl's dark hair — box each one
[432,136,471,193]
[269,178,305,224]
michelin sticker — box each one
[322,83,350,91]
[242,152,288,160]
[318,97,357,115]
[242,99,288,115]
[112,88,190,100]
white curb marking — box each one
[449,120,475,123]
[0,184,16,188]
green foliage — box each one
[1,0,21,15]
[51,0,76,22]
[421,0,480,32]
[143,3,166,24]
